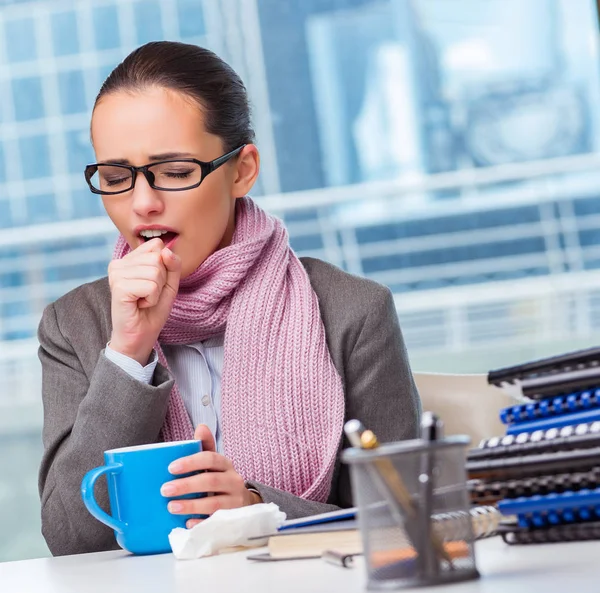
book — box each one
[267,519,361,559]
[467,446,600,481]
[471,422,600,460]
[497,487,600,528]
[487,346,600,387]
[502,520,600,544]
[499,391,600,426]
[248,506,501,561]
[469,467,600,505]
[277,507,356,531]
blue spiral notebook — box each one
[277,507,357,531]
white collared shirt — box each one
[105,335,225,452]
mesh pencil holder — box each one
[342,435,479,590]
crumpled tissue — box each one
[168,502,286,560]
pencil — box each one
[359,429,453,567]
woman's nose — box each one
[131,170,164,216]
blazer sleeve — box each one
[38,302,174,556]
[332,286,422,506]
[246,286,421,518]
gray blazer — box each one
[38,257,421,556]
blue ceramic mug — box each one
[81,440,204,555]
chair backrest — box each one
[413,372,516,446]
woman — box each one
[38,41,421,556]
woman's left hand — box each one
[161,424,262,528]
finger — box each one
[113,279,162,306]
[193,424,216,452]
[186,519,204,529]
[119,251,166,269]
[109,253,165,285]
[167,495,242,516]
[128,237,164,254]
[119,264,167,288]
[161,248,181,295]
[168,450,230,475]
[162,469,242,497]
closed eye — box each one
[162,170,194,179]
[104,176,130,186]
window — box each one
[12,77,44,121]
[134,0,163,45]
[0,198,11,228]
[93,4,121,50]
[71,189,104,219]
[0,143,5,183]
[177,0,206,38]
[25,193,57,225]
[4,18,37,62]
[58,70,87,115]
[19,135,51,179]
[51,11,79,56]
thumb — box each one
[194,424,216,452]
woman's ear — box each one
[231,144,260,197]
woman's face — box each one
[91,86,258,277]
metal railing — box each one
[4,152,600,414]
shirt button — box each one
[201,394,210,406]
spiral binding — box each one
[498,487,600,528]
[487,346,600,387]
[471,422,600,461]
[502,521,600,545]
[469,467,600,505]
[467,445,600,482]
[500,389,600,425]
[432,505,501,540]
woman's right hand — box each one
[108,238,182,365]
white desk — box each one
[1,538,598,593]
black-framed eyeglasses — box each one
[84,145,246,195]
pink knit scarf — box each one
[113,197,345,502]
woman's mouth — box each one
[138,229,179,248]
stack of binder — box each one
[466,346,600,544]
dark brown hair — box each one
[95,41,255,152]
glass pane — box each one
[177,0,206,38]
[0,198,11,229]
[25,193,57,225]
[12,77,44,121]
[51,11,79,56]
[58,70,87,115]
[0,142,6,183]
[19,135,51,179]
[93,4,121,50]
[134,0,163,44]
[4,18,36,62]
[71,189,104,219]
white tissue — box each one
[168,503,286,560]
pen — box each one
[344,420,420,547]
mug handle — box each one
[81,464,126,534]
